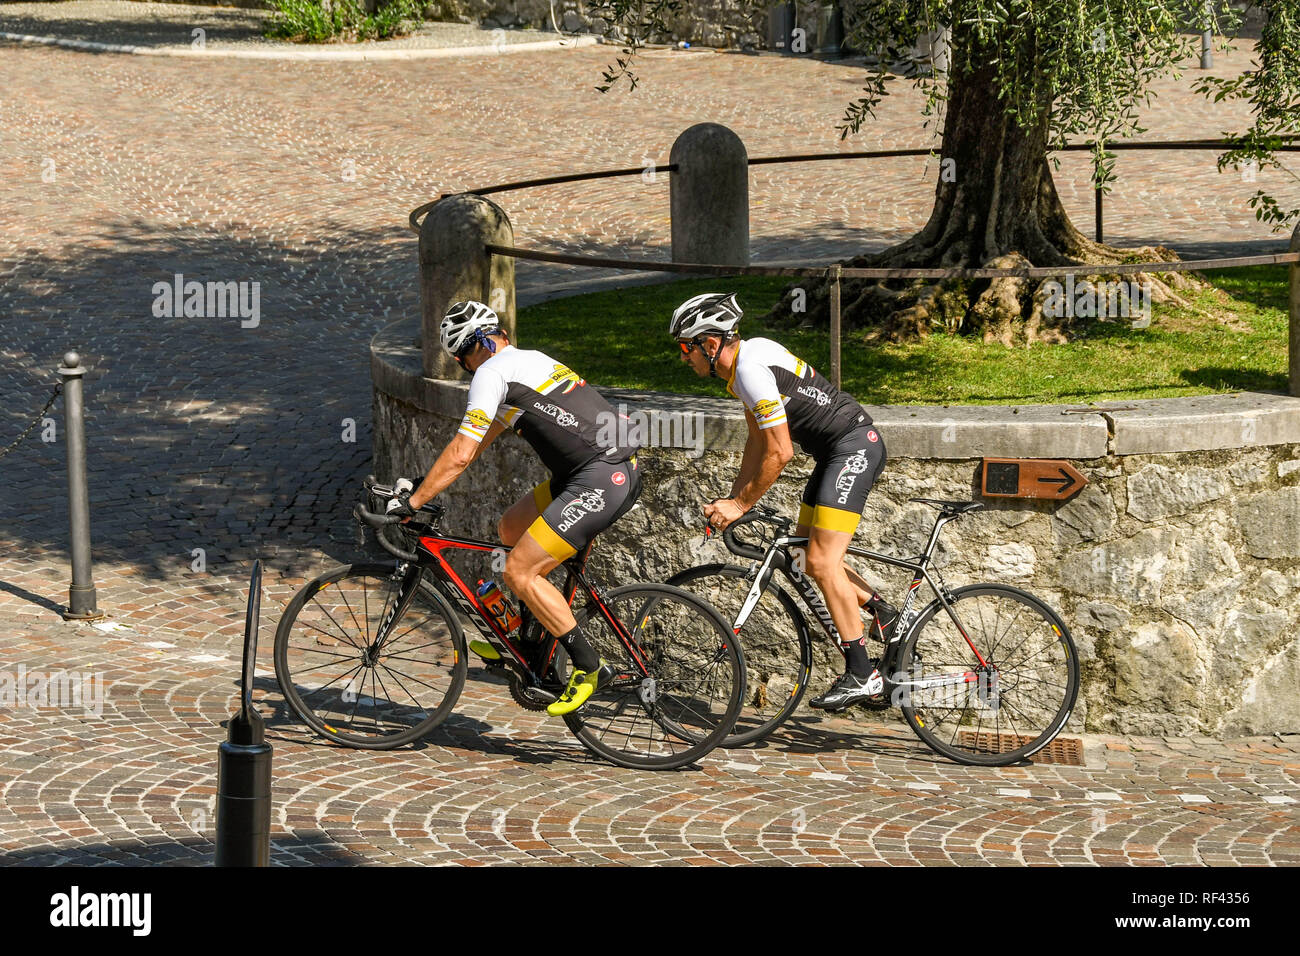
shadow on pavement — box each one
[0,831,370,867]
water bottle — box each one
[476,580,521,634]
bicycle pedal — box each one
[856,694,893,711]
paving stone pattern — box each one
[1,24,1298,865]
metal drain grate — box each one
[957,732,1085,766]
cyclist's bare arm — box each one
[728,410,765,498]
[409,421,506,509]
[710,417,792,528]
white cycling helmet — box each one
[440,300,502,356]
[669,292,742,341]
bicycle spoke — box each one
[988,602,1028,661]
[291,646,363,665]
[336,585,368,647]
[999,639,1061,671]
[307,600,367,652]
[301,611,363,650]
[300,662,364,700]
[291,655,366,678]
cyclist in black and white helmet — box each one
[395,300,642,717]
[671,292,898,712]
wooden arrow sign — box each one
[981,458,1088,500]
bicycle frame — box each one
[727,511,992,692]
[375,528,650,690]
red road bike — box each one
[273,477,745,770]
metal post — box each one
[216,560,272,866]
[1289,223,1300,397]
[829,265,842,389]
[1201,2,1213,69]
[57,351,102,621]
[817,2,844,56]
[1095,183,1104,244]
[768,1,795,53]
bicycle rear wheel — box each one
[562,583,744,770]
[667,563,813,747]
[274,563,467,750]
[896,584,1078,766]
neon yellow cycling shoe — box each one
[468,640,501,661]
[546,659,611,716]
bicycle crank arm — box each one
[892,671,983,690]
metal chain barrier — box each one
[0,381,63,462]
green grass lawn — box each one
[517,267,1290,405]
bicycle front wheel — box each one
[668,563,813,747]
[897,584,1078,766]
[562,583,745,771]
[274,563,468,750]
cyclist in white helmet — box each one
[393,300,641,716]
[670,292,897,711]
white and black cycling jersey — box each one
[458,345,636,480]
[727,337,871,460]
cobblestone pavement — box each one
[1,24,1298,864]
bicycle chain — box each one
[0,382,62,462]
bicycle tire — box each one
[274,563,468,750]
[896,583,1079,766]
[561,583,745,770]
[667,563,813,747]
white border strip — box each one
[0,31,598,60]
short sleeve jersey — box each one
[727,337,871,460]
[458,346,636,480]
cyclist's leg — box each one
[503,532,572,636]
[798,471,881,606]
[505,457,640,711]
[498,479,552,547]
[805,524,863,655]
[803,431,888,707]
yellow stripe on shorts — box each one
[526,515,576,562]
[811,505,861,535]
[797,502,815,528]
[533,480,552,512]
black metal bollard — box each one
[59,351,103,621]
[215,560,272,866]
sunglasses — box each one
[454,341,478,368]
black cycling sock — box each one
[555,625,601,673]
[840,636,876,677]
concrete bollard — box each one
[1290,222,1300,397]
[419,193,516,380]
[57,351,102,621]
[670,124,749,267]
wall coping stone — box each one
[373,317,1300,460]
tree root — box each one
[766,241,1211,346]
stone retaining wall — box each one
[372,318,1300,737]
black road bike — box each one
[273,477,745,771]
[668,499,1079,765]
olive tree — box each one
[589,1,1299,343]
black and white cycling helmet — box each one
[668,292,742,341]
[440,300,501,355]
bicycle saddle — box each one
[909,498,984,515]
